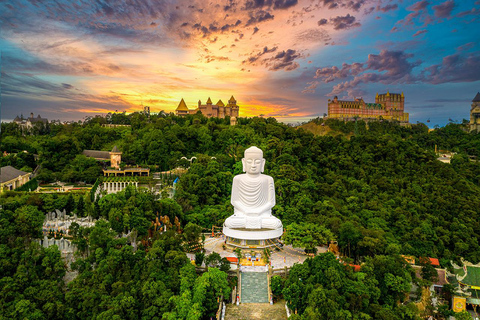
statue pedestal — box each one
[223,226,283,249]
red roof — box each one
[429,258,440,266]
[226,257,238,263]
[348,264,361,272]
[419,257,440,266]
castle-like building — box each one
[327,92,409,123]
[175,96,239,125]
[470,92,480,132]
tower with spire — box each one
[470,92,480,132]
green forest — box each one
[1,112,480,319]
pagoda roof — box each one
[461,266,480,287]
[473,92,480,102]
[206,97,212,104]
[176,98,189,111]
[216,100,225,107]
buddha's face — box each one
[243,152,265,175]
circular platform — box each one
[223,226,283,248]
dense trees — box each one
[2,112,480,318]
[282,253,418,319]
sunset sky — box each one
[1,0,479,125]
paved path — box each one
[225,301,288,320]
[241,272,268,303]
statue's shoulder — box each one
[260,174,274,182]
[233,174,247,181]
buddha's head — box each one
[242,146,265,175]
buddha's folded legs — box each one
[224,216,246,228]
[261,217,283,229]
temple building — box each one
[470,92,480,132]
[448,259,480,313]
[175,96,239,125]
[327,92,409,123]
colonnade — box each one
[104,181,138,194]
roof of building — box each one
[111,146,120,153]
[216,100,225,107]
[473,92,480,102]
[226,257,238,263]
[82,150,110,160]
[229,95,236,102]
[419,257,440,266]
[13,116,21,122]
[28,115,48,123]
[461,266,480,286]
[1,166,29,183]
[206,97,212,104]
[176,99,189,111]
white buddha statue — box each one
[224,146,282,230]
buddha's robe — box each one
[224,174,282,229]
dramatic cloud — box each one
[273,0,299,10]
[315,62,364,82]
[330,14,361,30]
[397,0,430,27]
[243,0,298,10]
[413,29,428,36]
[243,46,278,64]
[317,18,328,26]
[432,0,456,18]
[377,4,398,12]
[302,80,319,93]
[243,46,302,71]
[1,0,478,123]
[314,50,421,95]
[268,49,302,71]
[245,10,275,26]
[422,51,480,84]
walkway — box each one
[241,272,268,303]
[225,301,287,320]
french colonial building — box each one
[13,113,48,129]
[175,96,239,125]
[328,92,409,123]
[0,166,31,193]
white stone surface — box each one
[223,146,283,242]
[223,226,282,240]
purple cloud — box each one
[302,81,319,94]
[315,62,364,82]
[422,51,480,84]
[433,0,456,18]
[377,4,398,12]
[330,14,361,30]
[397,0,430,26]
[268,49,302,71]
[413,29,428,36]
[314,50,421,96]
[317,18,328,26]
[245,10,275,26]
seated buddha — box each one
[224,146,282,230]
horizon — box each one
[1,0,479,126]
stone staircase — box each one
[241,272,269,303]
